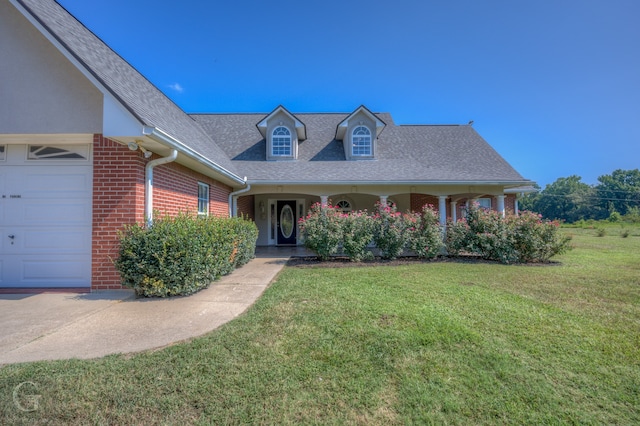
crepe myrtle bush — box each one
[445,204,572,264]
[405,204,444,259]
[115,212,258,297]
[371,202,411,260]
[298,202,343,261]
[341,210,375,262]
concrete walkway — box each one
[0,249,297,365]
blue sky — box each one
[57,0,639,187]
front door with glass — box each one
[276,200,296,245]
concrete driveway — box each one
[0,251,292,365]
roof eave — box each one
[143,126,246,186]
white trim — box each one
[143,126,245,186]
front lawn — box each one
[1,228,639,424]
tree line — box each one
[519,169,640,223]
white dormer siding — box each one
[256,105,306,161]
[335,105,385,161]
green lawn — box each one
[2,227,639,424]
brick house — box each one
[1,0,533,291]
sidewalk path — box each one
[0,251,291,365]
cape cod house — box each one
[0,0,533,291]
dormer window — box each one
[335,105,385,161]
[257,106,306,161]
[272,126,292,156]
[352,126,372,156]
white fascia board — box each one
[247,179,535,186]
[143,126,246,186]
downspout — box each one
[145,149,178,226]
[228,178,250,217]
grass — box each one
[1,227,639,424]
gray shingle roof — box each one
[192,113,530,184]
[17,0,529,187]
[17,0,240,181]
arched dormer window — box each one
[271,126,292,156]
[352,126,372,156]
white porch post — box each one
[320,195,329,207]
[379,195,388,208]
[497,195,506,217]
[450,200,457,223]
[438,196,448,226]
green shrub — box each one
[341,211,374,262]
[445,205,572,263]
[372,202,410,259]
[115,213,257,297]
[444,218,470,256]
[406,204,443,259]
[299,203,343,261]
[621,229,630,238]
[624,206,640,223]
[596,228,606,237]
[608,211,622,222]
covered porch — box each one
[233,183,522,246]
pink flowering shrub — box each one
[445,204,572,263]
[298,203,342,260]
[371,202,410,259]
[341,210,374,261]
[405,204,444,259]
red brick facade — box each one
[91,135,232,290]
[237,195,255,221]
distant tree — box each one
[532,175,599,222]
[518,183,541,212]
[595,169,640,216]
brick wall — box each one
[152,161,232,217]
[91,135,145,290]
[237,195,255,220]
[410,194,450,218]
[91,135,233,290]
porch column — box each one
[438,196,448,226]
[515,195,520,216]
[379,195,388,208]
[450,200,457,222]
[320,195,329,207]
[497,195,506,217]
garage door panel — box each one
[1,255,90,287]
[10,171,91,199]
[23,228,90,252]
[22,201,91,225]
[1,145,92,288]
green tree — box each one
[533,175,599,222]
[595,169,640,216]
[518,183,541,212]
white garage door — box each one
[0,144,92,288]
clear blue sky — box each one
[57,0,639,188]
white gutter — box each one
[246,179,536,187]
[143,126,245,186]
[145,149,178,226]
[228,179,250,217]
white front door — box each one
[0,144,92,288]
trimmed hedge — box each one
[115,213,258,297]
